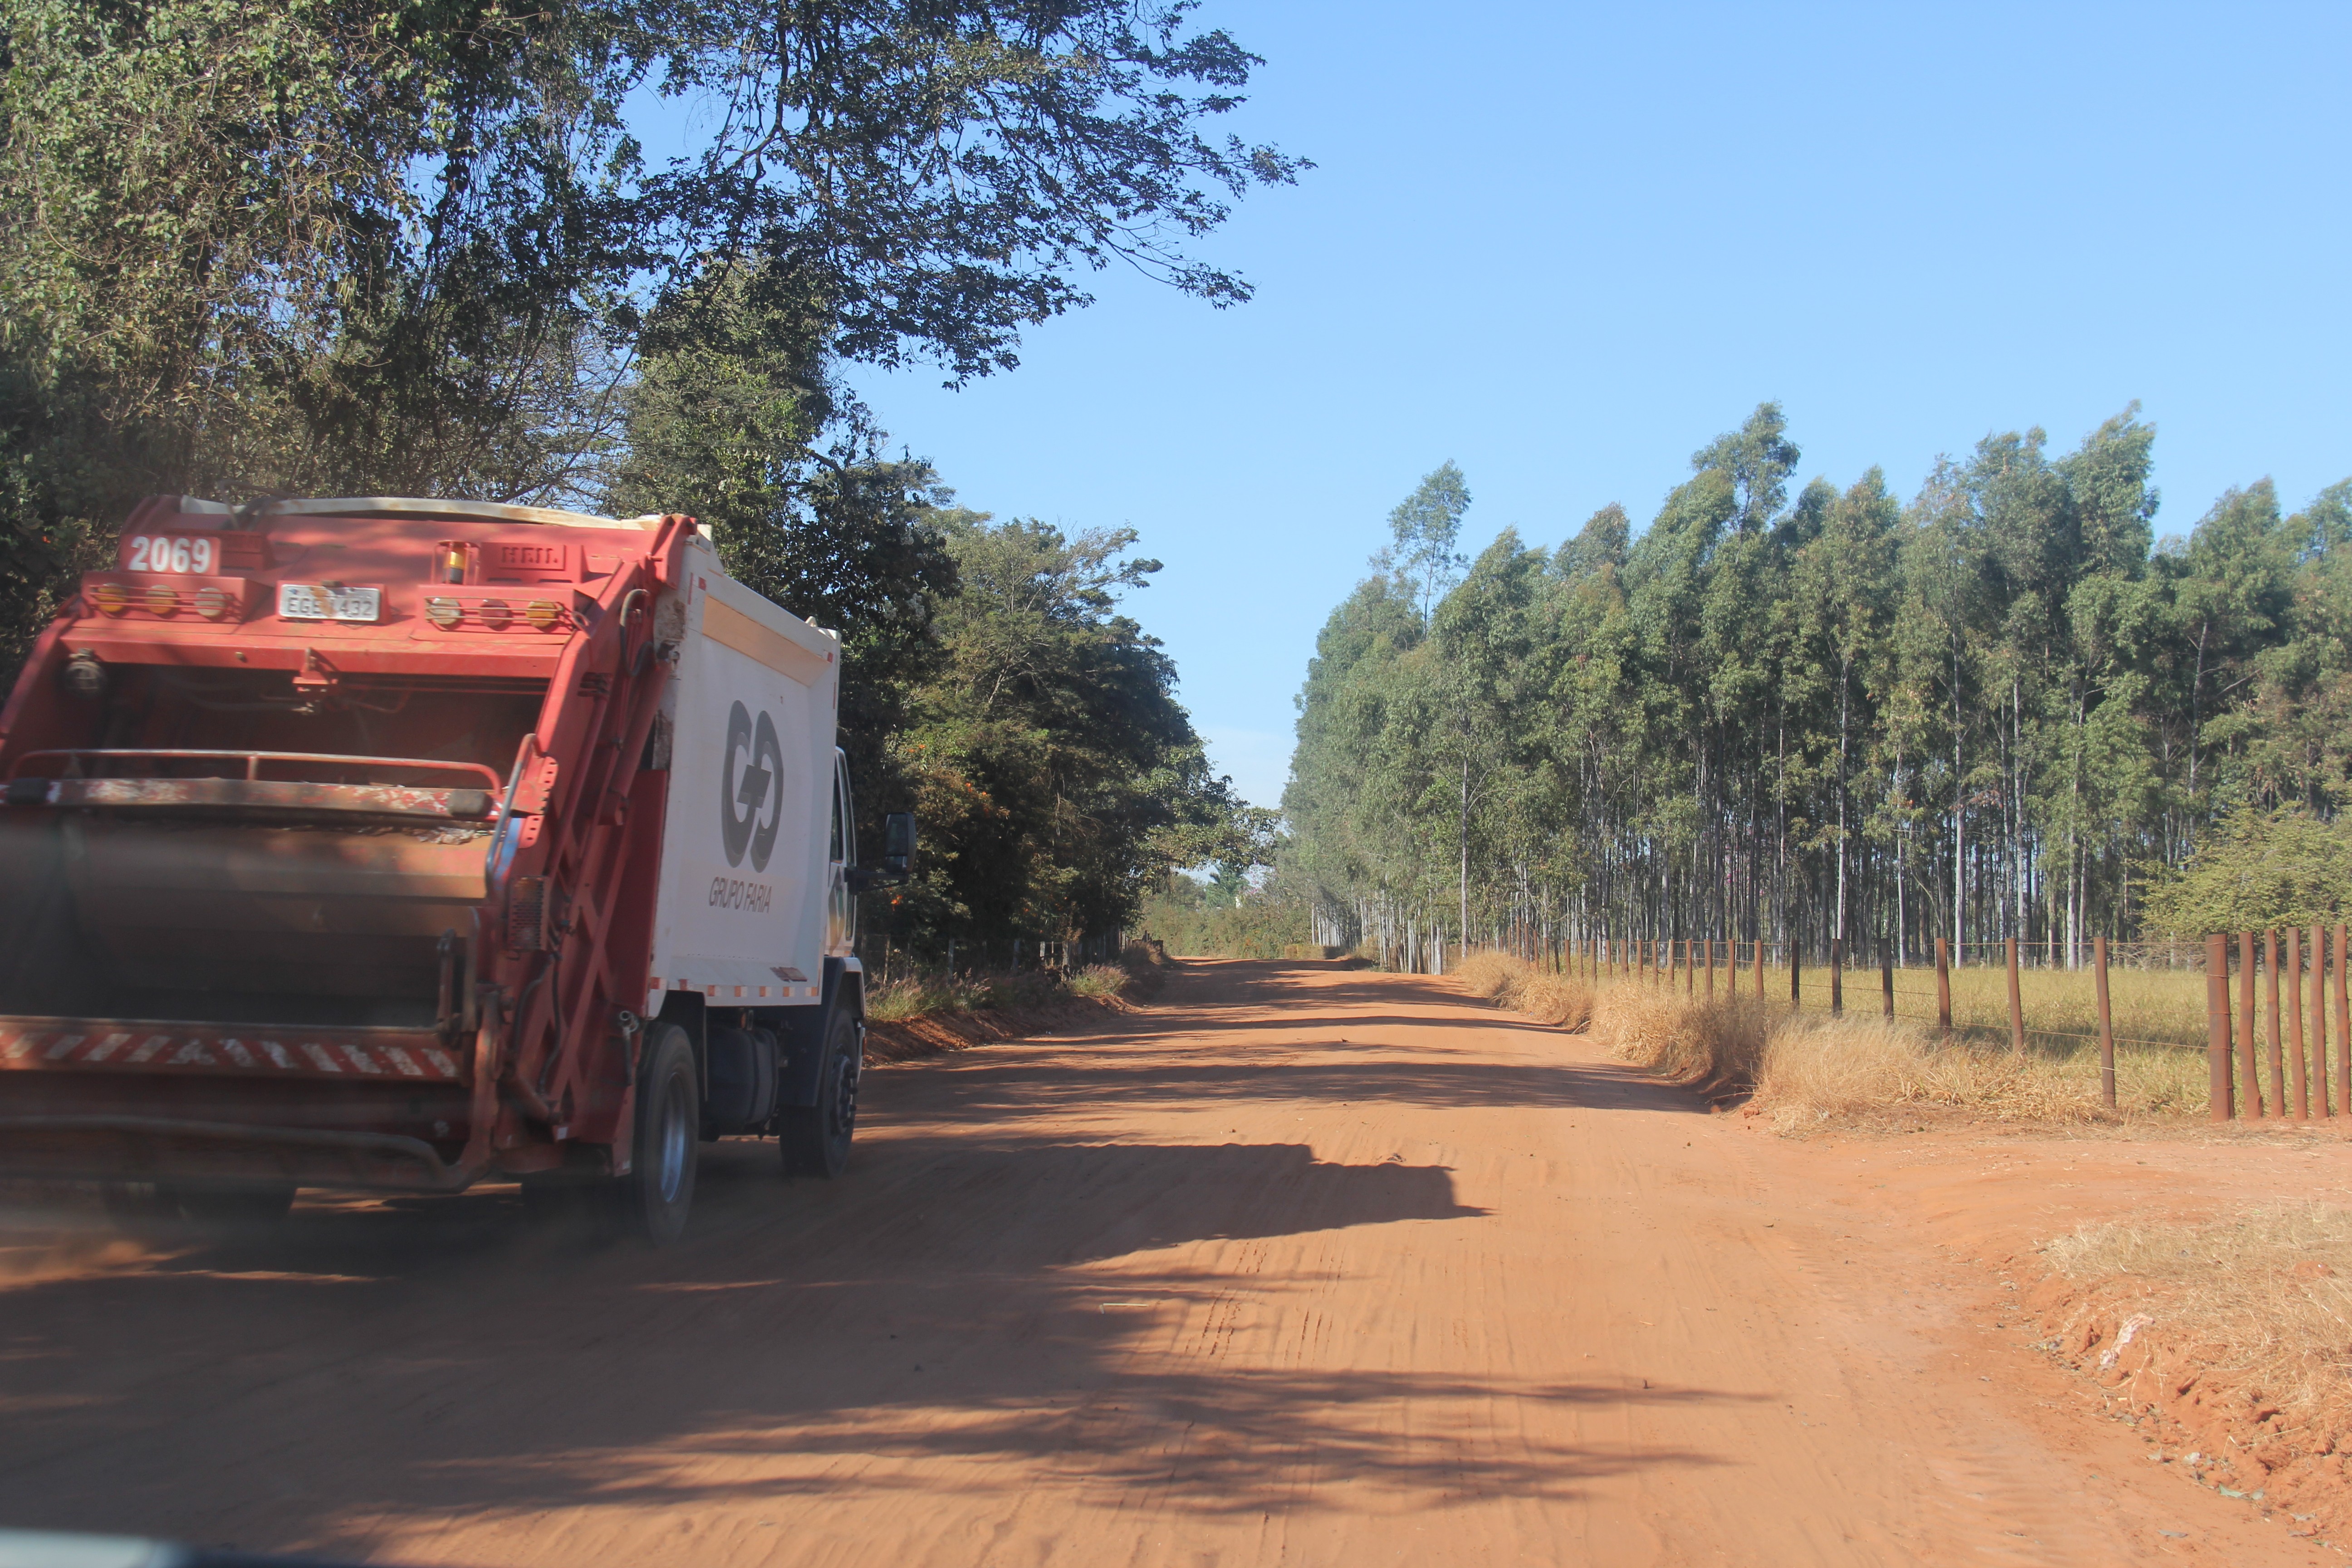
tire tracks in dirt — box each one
[0,959,2334,1565]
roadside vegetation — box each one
[1452,951,1594,1030]
[864,943,1170,1026]
[2034,1204,2352,1530]
[1457,951,2212,1123]
[1135,867,1308,958]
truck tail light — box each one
[425,596,463,629]
[144,584,181,616]
[525,599,564,631]
[475,598,513,631]
[193,586,234,620]
[92,583,128,616]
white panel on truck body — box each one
[646,537,840,1012]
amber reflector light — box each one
[144,584,181,616]
[525,599,564,631]
[92,583,129,616]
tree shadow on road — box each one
[0,960,1745,1554]
[0,1129,1753,1550]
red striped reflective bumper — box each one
[0,1019,466,1083]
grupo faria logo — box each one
[720,699,784,871]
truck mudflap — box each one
[0,1019,466,1082]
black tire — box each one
[781,1003,861,1179]
[621,1022,699,1245]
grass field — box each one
[1585,954,2213,1051]
[1459,950,2233,1122]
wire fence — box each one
[1549,927,2352,1118]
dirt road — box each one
[0,960,2336,1565]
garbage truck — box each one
[0,495,914,1244]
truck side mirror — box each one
[882,812,917,876]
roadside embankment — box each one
[862,941,1170,1063]
[2030,1204,2352,1543]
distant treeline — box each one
[1283,405,2352,962]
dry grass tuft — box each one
[1455,951,1594,1031]
[864,967,1073,1022]
[1754,1016,2117,1127]
[1453,949,2216,1125]
[1065,962,1132,1000]
[864,973,979,1022]
[2044,1203,2352,1421]
[1750,1015,2211,1127]
[1599,988,1776,1090]
[1570,976,2212,1126]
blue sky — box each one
[645,3,2352,811]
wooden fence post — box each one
[1935,938,1951,1035]
[2290,926,2310,1120]
[2206,932,2234,1122]
[2288,929,2310,1120]
[2095,934,2116,1110]
[2314,923,2332,1119]
[2242,931,2268,1117]
[1686,939,1696,996]
[1754,938,1765,1000]
[1789,936,1801,1010]
[1881,940,1894,1020]
[2006,936,2025,1054]
[1830,936,1844,1014]
[2337,923,2350,1118]
[1705,938,1715,998]
[2268,929,2290,1120]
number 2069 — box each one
[126,536,218,574]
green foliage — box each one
[0,0,1297,960]
[877,513,1248,945]
[1283,403,2352,961]
[604,259,960,819]
[1137,872,1308,958]
[1379,461,1470,619]
[2139,810,2352,936]
[0,0,1299,680]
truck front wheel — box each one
[780,1004,860,1179]
[623,1023,699,1245]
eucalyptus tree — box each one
[1279,404,2352,963]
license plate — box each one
[278,583,382,623]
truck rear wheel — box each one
[781,1004,860,1179]
[622,1023,699,1245]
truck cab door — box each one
[828,749,856,956]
